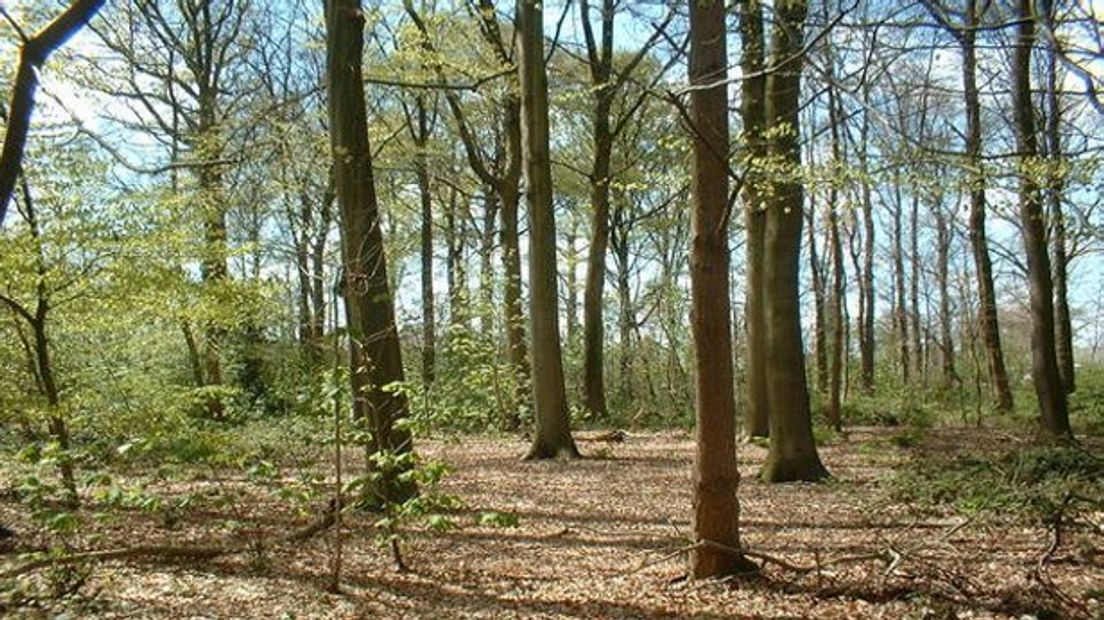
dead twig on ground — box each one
[0,500,340,580]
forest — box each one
[0,0,1102,618]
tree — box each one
[1010,0,1070,437]
[925,0,1014,412]
[740,0,770,438]
[577,0,670,419]
[824,55,846,432]
[518,0,578,460]
[760,0,829,482]
[88,0,266,419]
[687,0,755,579]
[325,0,415,501]
[1040,0,1075,395]
[0,0,105,226]
[0,179,77,505]
[400,93,439,386]
[404,1,529,425]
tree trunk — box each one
[934,193,959,389]
[909,191,924,386]
[740,0,769,438]
[565,218,579,343]
[181,320,205,387]
[310,180,333,345]
[580,0,617,420]
[858,92,875,393]
[1042,10,1075,394]
[501,101,529,428]
[761,0,829,483]
[325,0,415,502]
[613,205,634,404]
[414,97,436,386]
[808,205,829,395]
[1010,0,1070,437]
[961,0,1014,413]
[479,187,498,333]
[582,107,611,418]
[32,315,76,506]
[826,76,845,432]
[445,187,464,329]
[519,0,578,460]
[501,177,528,428]
[687,0,755,579]
[891,178,910,385]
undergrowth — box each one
[891,443,1104,519]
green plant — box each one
[475,510,519,528]
[891,444,1104,519]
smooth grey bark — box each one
[326,0,415,502]
[760,0,829,483]
[518,0,579,460]
[1010,0,1070,436]
[740,0,770,437]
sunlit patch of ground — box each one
[1,428,1100,619]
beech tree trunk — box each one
[565,218,579,343]
[612,203,634,403]
[826,73,845,432]
[411,96,436,385]
[478,187,498,333]
[1010,0,1070,436]
[687,0,755,579]
[909,191,924,386]
[960,0,1014,413]
[326,0,415,502]
[761,0,829,483]
[582,87,613,420]
[808,205,829,395]
[740,0,769,437]
[933,192,959,388]
[519,0,579,460]
[447,187,470,329]
[858,90,876,393]
[891,178,910,385]
[1042,7,1075,394]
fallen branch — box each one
[1,544,227,578]
[1,501,340,580]
[626,514,978,581]
[1032,493,1092,619]
[576,430,627,443]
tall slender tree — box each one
[577,0,671,419]
[740,0,770,437]
[326,0,415,501]
[1041,0,1075,394]
[925,0,1014,412]
[519,0,578,460]
[761,0,829,482]
[687,0,755,579]
[1010,0,1070,436]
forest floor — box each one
[1,427,1102,619]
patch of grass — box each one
[840,394,937,429]
[891,443,1104,519]
[1070,366,1104,435]
[888,427,926,449]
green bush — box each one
[839,393,936,428]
